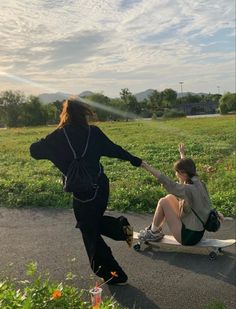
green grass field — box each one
[0,116,235,217]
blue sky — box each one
[0,0,235,97]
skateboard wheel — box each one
[209,251,217,260]
[133,243,141,252]
[218,248,223,253]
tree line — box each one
[0,89,235,127]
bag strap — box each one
[191,180,212,226]
[191,207,205,226]
[63,126,91,159]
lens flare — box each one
[0,71,140,120]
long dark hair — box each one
[174,158,197,184]
[57,98,93,128]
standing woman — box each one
[30,98,142,285]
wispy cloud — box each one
[0,0,234,96]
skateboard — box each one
[133,232,236,260]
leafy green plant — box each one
[0,262,125,309]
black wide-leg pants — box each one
[73,174,127,281]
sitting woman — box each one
[139,144,223,246]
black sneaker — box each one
[118,216,133,248]
[123,225,133,248]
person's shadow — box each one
[107,284,159,309]
[137,243,236,286]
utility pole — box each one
[179,81,184,102]
[179,81,184,96]
[178,81,184,113]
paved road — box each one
[0,207,235,309]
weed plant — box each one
[0,262,124,309]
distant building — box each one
[177,101,219,115]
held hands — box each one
[179,143,185,159]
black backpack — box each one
[191,208,221,232]
[63,126,101,200]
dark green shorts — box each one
[181,224,205,246]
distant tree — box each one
[219,92,236,114]
[52,100,63,113]
[139,98,152,118]
[127,95,140,114]
[106,98,124,120]
[120,88,132,103]
[87,93,112,121]
[21,96,47,126]
[46,100,63,124]
[219,101,228,114]
[176,93,201,105]
[0,90,26,127]
[45,103,58,124]
[210,94,222,103]
[120,88,140,116]
[161,88,177,107]
[203,93,221,105]
[147,90,162,114]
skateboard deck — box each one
[133,232,235,260]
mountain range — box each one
[38,91,95,104]
[38,90,207,104]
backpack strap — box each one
[81,126,90,158]
[191,207,205,226]
[190,180,211,227]
[63,126,91,159]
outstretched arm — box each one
[141,161,188,199]
[178,143,185,159]
[141,161,161,178]
[96,126,142,167]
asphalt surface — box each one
[0,207,235,309]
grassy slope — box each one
[0,116,235,216]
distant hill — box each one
[38,91,96,104]
[38,92,70,104]
[79,91,94,97]
[38,90,209,104]
[134,89,155,102]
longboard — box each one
[133,232,235,260]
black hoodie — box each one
[30,124,142,177]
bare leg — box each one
[152,194,182,243]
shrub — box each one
[219,102,228,114]
[155,110,164,117]
[151,113,157,120]
[162,108,186,118]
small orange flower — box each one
[110,271,118,277]
[52,290,62,299]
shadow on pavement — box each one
[136,245,236,286]
[108,284,159,309]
